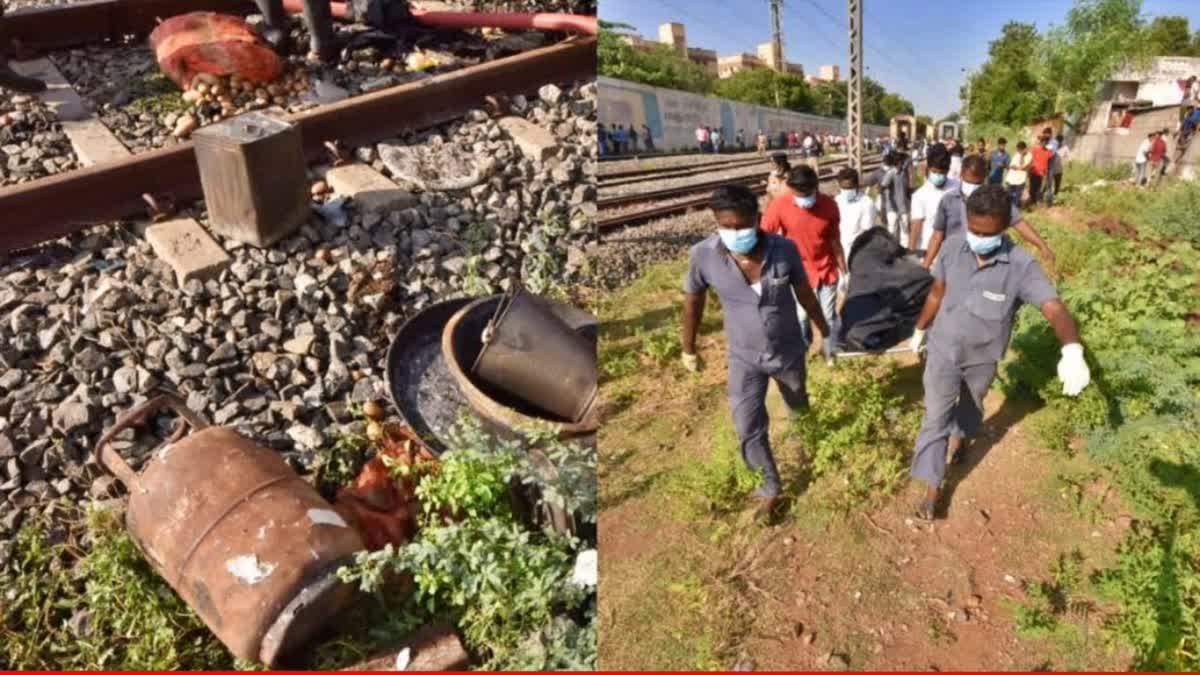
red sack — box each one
[149,12,284,89]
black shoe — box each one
[0,63,47,94]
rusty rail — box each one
[0,35,596,251]
[5,0,256,53]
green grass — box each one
[999,162,1200,670]
[0,503,237,670]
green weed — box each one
[337,415,596,670]
[0,503,234,670]
[785,365,917,511]
[638,327,681,365]
[667,418,761,517]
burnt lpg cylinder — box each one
[96,394,365,666]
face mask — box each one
[928,172,947,188]
[840,188,859,202]
[961,181,981,198]
[719,227,758,255]
[795,195,817,209]
[966,231,1003,256]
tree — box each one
[1037,0,1150,121]
[597,25,713,95]
[1145,16,1196,56]
[961,21,1052,128]
[811,80,847,119]
[712,69,814,112]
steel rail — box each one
[598,158,882,211]
[0,35,596,252]
[598,158,882,232]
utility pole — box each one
[770,0,784,108]
[847,0,863,175]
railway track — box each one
[598,158,882,232]
[0,0,596,250]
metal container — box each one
[470,289,597,423]
[443,295,599,437]
[96,394,365,665]
[192,111,309,247]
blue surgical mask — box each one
[966,231,1003,256]
[795,195,817,209]
[840,188,859,202]
[719,227,758,255]
[928,172,947,187]
[961,181,981,198]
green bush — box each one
[1140,181,1200,245]
[786,365,918,511]
[0,505,234,670]
[337,416,597,670]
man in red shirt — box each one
[1149,128,1169,187]
[1028,130,1054,206]
[762,164,847,358]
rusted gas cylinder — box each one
[96,394,365,666]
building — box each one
[819,64,840,81]
[755,43,804,77]
[620,20,806,81]
[718,53,765,79]
[1071,56,1200,177]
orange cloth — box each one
[761,193,842,287]
[1030,145,1054,177]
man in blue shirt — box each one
[989,138,1010,185]
[681,185,832,518]
[908,185,1090,520]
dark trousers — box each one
[1028,174,1044,204]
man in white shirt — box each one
[947,144,964,182]
[1134,132,1154,186]
[909,144,955,253]
[834,167,876,295]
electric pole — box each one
[770,0,784,108]
[847,0,863,175]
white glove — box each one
[910,328,926,354]
[682,352,700,373]
[838,273,849,294]
[1057,343,1091,396]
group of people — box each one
[694,125,747,154]
[1133,128,1173,187]
[598,123,654,157]
[680,133,1091,522]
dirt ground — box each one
[594,257,1134,672]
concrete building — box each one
[819,64,840,81]
[658,22,687,60]
[1071,56,1200,177]
[755,43,804,77]
[718,53,765,79]
[621,20,807,81]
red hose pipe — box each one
[278,0,597,35]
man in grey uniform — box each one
[680,185,832,517]
[908,185,1090,520]
[921,154,1056,270]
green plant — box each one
[785,365,917,511]
[460,254,493,297]
[520,214,570,298]
[598,346,640,382]
[638,327,680,366]
[337,414,596,669]
[0,504,234,670]
[1011,549,1088,638]
[314,428,372,497]
[1139,180,1200,245]
[667,419,762,517]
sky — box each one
[600,0,1200,118]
